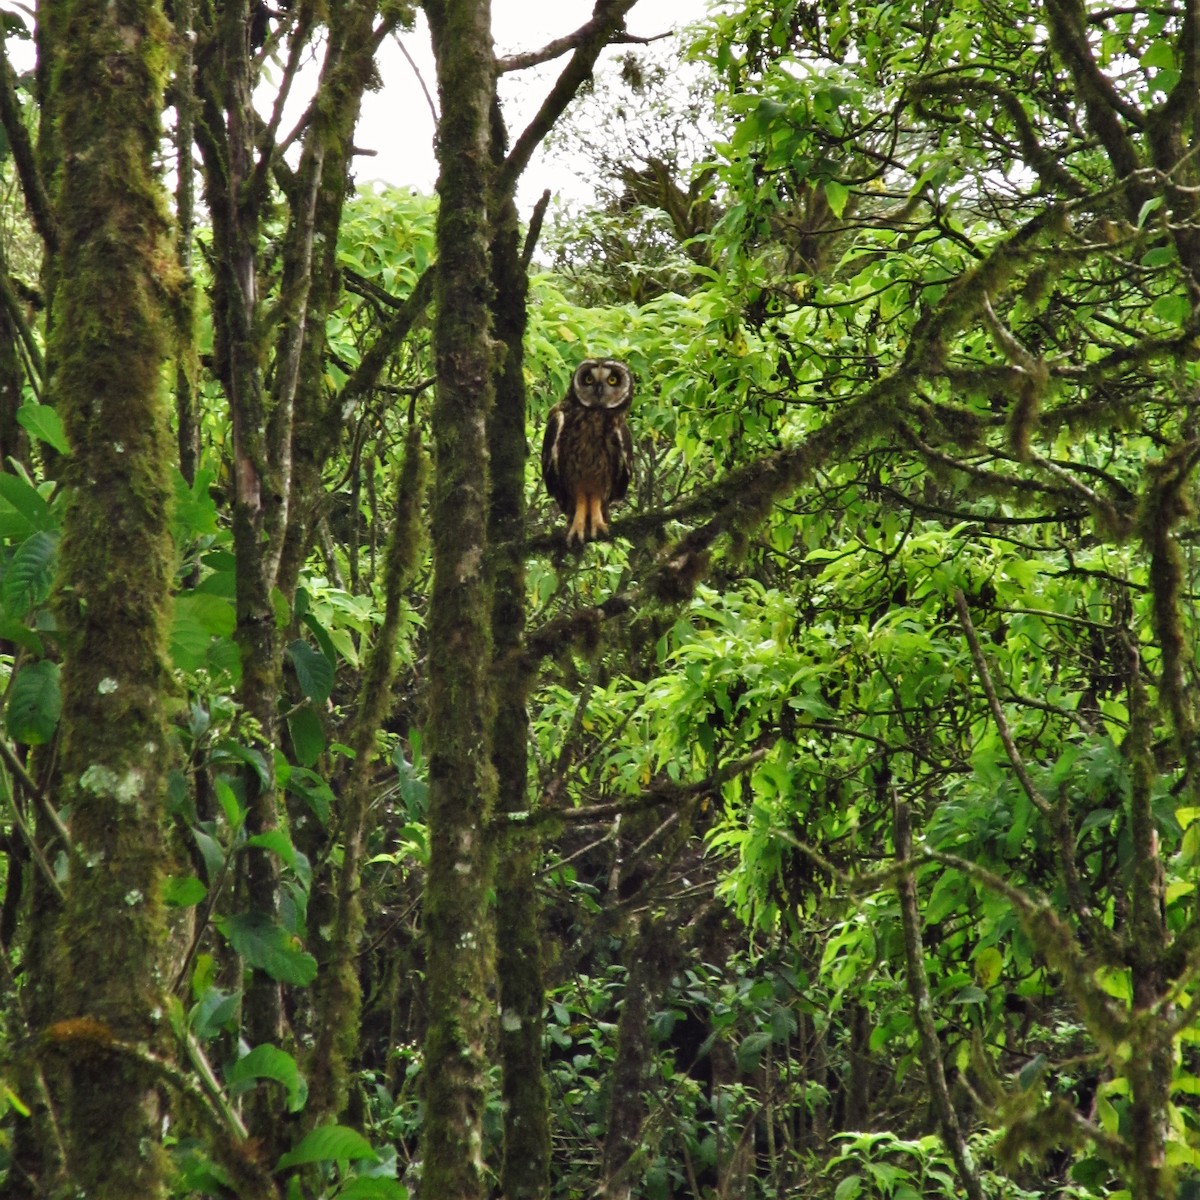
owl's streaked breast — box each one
[559,407,627,496]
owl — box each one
[541,358,634,546]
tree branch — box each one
[497,0,641,200]
[497,25,663,74]
[0,35,56,251]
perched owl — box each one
[541,358,634,546]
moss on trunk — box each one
[420,2,498,1196]
[489,106,550,1200]
[45,2,177,1195]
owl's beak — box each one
[589,381,604,403]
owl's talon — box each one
[588,495,608,539]
[567,496,589,545]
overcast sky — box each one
[355,0,711,207]
[0,0,711,210]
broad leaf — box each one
[276,1124,379,1169]
[227,1043,308,1113]
[220,911,317,986]
[16,403,69,456]
[6,659,60,746]
[2,529,58,616]
[287,638,333,704]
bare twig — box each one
[395,29,438,126]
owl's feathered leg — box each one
[588,494,608,538]
[566,493,590,545]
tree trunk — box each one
[420,2,498,1196]
[44,2,177,1195]
[489,104,550,1200]
[598,916,681,1200]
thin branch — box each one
[0,735,75,863]
[395,29,438,125]
[339,266,435,411]
[953,588,1052,816]
[0,766,62,903]
[521,188,553,271]
[503,746,771,830]
[894,795,987,1200]
[497,26,665,73]
[0,34,55,251]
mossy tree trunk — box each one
[273,0,399,603]
[420,1,498,1195]
[44,1,178,1195]
[488,106,550,1199]
[193,9,288,1146]
[598,916,682,1200]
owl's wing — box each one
[610,417,633,502]
[541,404,567,507]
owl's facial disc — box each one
[573,359,629,408]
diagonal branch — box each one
[497,0,640,200]
[0,35,56,251]
[1044,0,1145,195]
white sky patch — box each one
[0,0,712,211]
[357,0,712,210]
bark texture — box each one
[45,1,177,1195]
[489,104,550,1200]
[420,1,498,1196]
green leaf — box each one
[736,1029,773,1072]
[824,178,850,218]
[288,704,325,768]
[221,912,317,986]
[16,403,69,456]
[227,1044,308,1113]
[246,829,312,889]
[164,875,207,907]
[6,659,61,746]
[172,466,220,539]
[335,1180,408,1200]
[287,639,334,704]
[190,986,240,1040]
[1018,1052,1047,1089]
[950,984,987,1005]
[170,593,237,672]
[1140,40,1175,69]
[833,1174,863,1200]
[0,615,43,656]
[1136,195,1164,228]
[1151,292,1191,324]
[280,764,333,825]
[277,1124,379,1169]
[3,529,58,616]
[0,472,55,535]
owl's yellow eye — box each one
[582,372,594,384]
[607,373,619,386]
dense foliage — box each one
[0,0,1199,1198]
